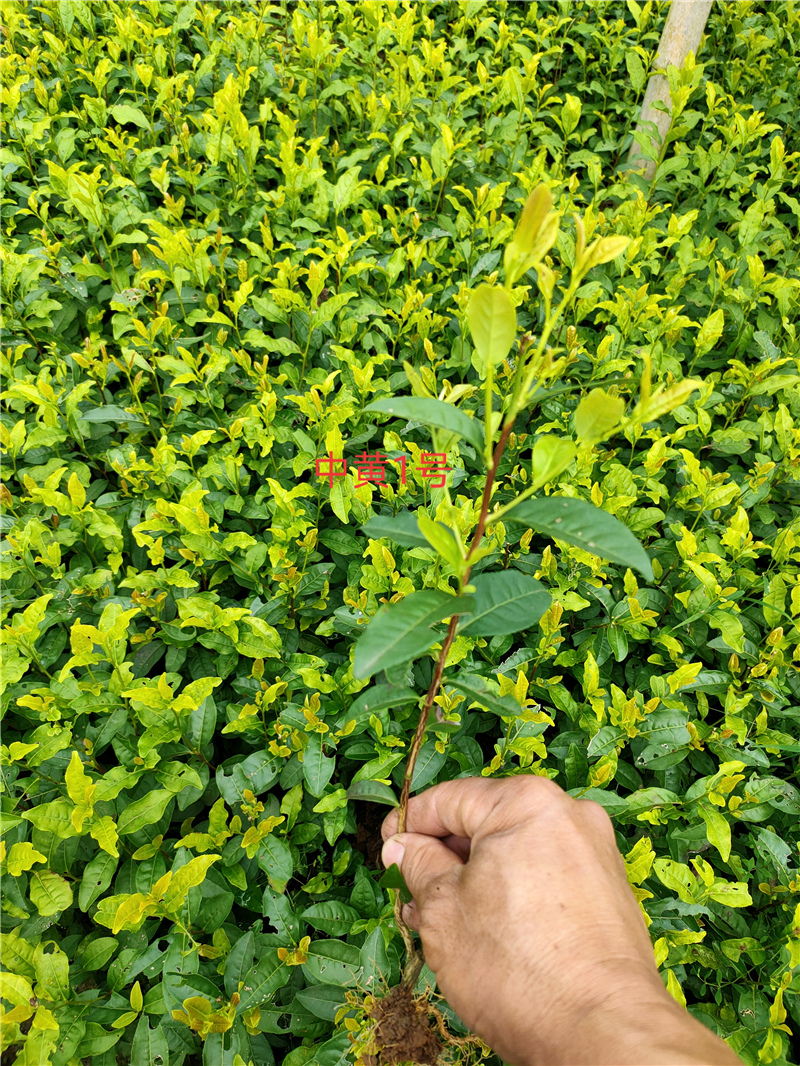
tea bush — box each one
[2,2,800,1065]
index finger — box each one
[381,775,564,843]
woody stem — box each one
[393,415,516,968]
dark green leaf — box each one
[378,863,412,904]
[345,780,398,807]
[295,984,349,1022]
[257,835,294,891]
[459,571,550,636]
[237,949,291,1012]
[366,397,484,451]
[303,733,335,797]
[302,901,360,936]
[80,404,145,424]
[302,940,363,987]
[505,497,653,579]
[353,590,474,680]
[130,1016,169,1066]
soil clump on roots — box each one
[366,984,443,1065]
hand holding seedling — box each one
[382,778,741,1066]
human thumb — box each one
[381,832,463,905]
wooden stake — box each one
[628,0,714,180]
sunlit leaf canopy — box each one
[1,2,799,1064]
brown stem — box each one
[468,419,515,555]
[398,614,460,832]
[393,413,517,978]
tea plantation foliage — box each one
[2,2,800,1064]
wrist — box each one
[534,982,739,1066]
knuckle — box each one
[504,773,563,810]
[580,799,615,836]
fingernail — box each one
[381,834,405,870]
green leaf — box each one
[353,590,474,680]
[466,284,517,368]
[117,790,173,836]
[416,512,464,569]
[108,104,150,130]
[224,929,255,996]
[366,397,484,451]
[622,788,682,820]
[257,834,293,891]
[504,497,653,580]
[261,889,299,944]
[707,610,745,654]
[409,739,446,790]
[30,870,73,916]
[346,780,399,806]
[447,674,526,717]
[303,733,335,797]
[625,50,646,91]
[187,695,217,750]
[301,940,363,987]
[361,509,427,547]
[295,984,349,1022]
[130,1015,169,1066]
[459,571,550,636]
[77,937,118,971]
[71,0,93,32]
[574,388,626,444]
[302,901,360,936]
[342,685,419,726]
[360,926,391,992]
[378,863,412,903]
[58,0,74,34]
[530,435,577,490]
[699,804,732,862]
[80,404,145,424]
[79,852,118,911]
[237,949,291,1012]
[636,711,691,767]
[753,331,780,360]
